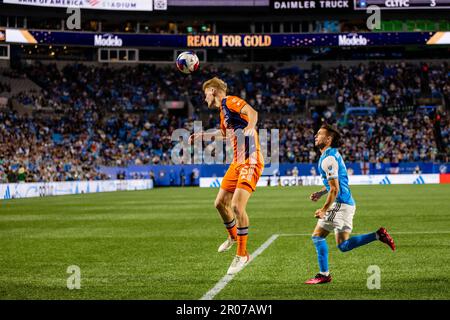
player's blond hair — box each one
[202,77,227,93]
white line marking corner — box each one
[200,234,279,300]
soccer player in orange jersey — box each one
[189,77,264,275]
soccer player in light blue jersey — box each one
[305,124,396,285]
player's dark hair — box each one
[321,123,342,148]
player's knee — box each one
[231,203,244,217]
[311,235,326,244]
[337,242,350,252]
[214,198,226,211]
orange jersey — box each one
[219,96,264,194]
[219,96,264,166]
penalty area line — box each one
[200,234,279,301]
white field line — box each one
[200,234,279,300]
[200,230,450,300]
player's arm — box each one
[240,104,258,136]
[321,178,339,211]
[201,129,226,140]
[188,128,229,144]
[315,179,339,219]
[314,156,339,219]
[310,186,328,202]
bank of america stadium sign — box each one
[2,0,155,11]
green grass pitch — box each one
[0,184,449,300]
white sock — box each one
[320,271,330,276]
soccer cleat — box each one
[218,237,236,253]
[227,254,250,275]
[305,273,332,285]
[376,227,396,251]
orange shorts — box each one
[220,162,264,193]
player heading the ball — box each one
[189,77,264,275]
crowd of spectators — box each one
[0,81,11,94]
[0,61,449,183]
[12,62,322,116]
[0,108,110,183]
[327,62,450,113]
[13,61,450,116]
[1,105,448,183]
[269,113,449,164]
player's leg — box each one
[305,222,333,284]
[214,188,237,252]
[230,162,263,259]
[231,187,251,256]
[312,225,330,275]
[214,188,234,222]
[334,205,396,252]
[216,164,239,252]
[335,230,376,251]
[334,205,376,251]
[336,229,395,251]
[226,162,262,275]
[227,187,252,275]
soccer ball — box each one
[176,51,199,74]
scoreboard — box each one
[271,0,450,10]
[354,0,450,9]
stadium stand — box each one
[0,61,448,182]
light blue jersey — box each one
[318,147,355,206]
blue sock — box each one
[337,233,377,252]
[312,236,329,273]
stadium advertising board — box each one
[354,0,450,9]
[200,174,441,188]
[271,0,352,10]
[4,29,449,47]
[2,0,154,11]
[0,179,154,200]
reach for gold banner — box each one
[187,35,272,48]
[3,30,445,47]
